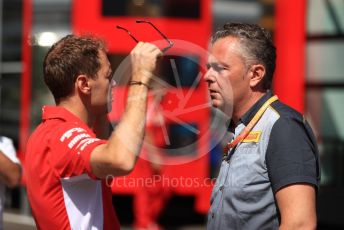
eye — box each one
[213,65,223,72]
[206,63,228,72]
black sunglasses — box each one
[116,20,173,53]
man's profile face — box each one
[204,36,251,116]
[88,50,114,115]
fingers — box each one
[131,42,162,58]
[130,42,163,84]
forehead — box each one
[208,37,243,63]
[98,50,110,67]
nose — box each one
[204,68,216,84]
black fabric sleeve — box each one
[266,117,319,193]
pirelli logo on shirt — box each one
[242,131,262,143]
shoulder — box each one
[258,100,305,140]
[257,99,303,130]
[31,120,95,150]
[48,122,97,149]
[268,100,317,150]
[265,101,320,192]
[270,100,304,122]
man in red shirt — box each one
[25,35,162,229]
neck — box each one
[232,90,266,125]
[58,97,94,127]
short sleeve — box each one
[0,136,20,164]
[49,122,107,179]
[266,117,319,193]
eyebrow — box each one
[207,62,229,68]
[218,61,230,68]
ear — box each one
[249,64,265,88]
[75,74,91,95]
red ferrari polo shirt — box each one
[25,106,120,230]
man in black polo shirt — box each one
[205,22,320,229]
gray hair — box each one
[211,23,276,89]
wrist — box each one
[132,70,153,85]
[128,81,151,89]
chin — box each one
[211,100,222,108]
[212,103,219,109]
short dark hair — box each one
[211,23,276,89]
[43,34,107,102]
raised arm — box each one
[90,42,162,178]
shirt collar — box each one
[240,90,274,126]
[227,90,274,132]
[42,106,82,124]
